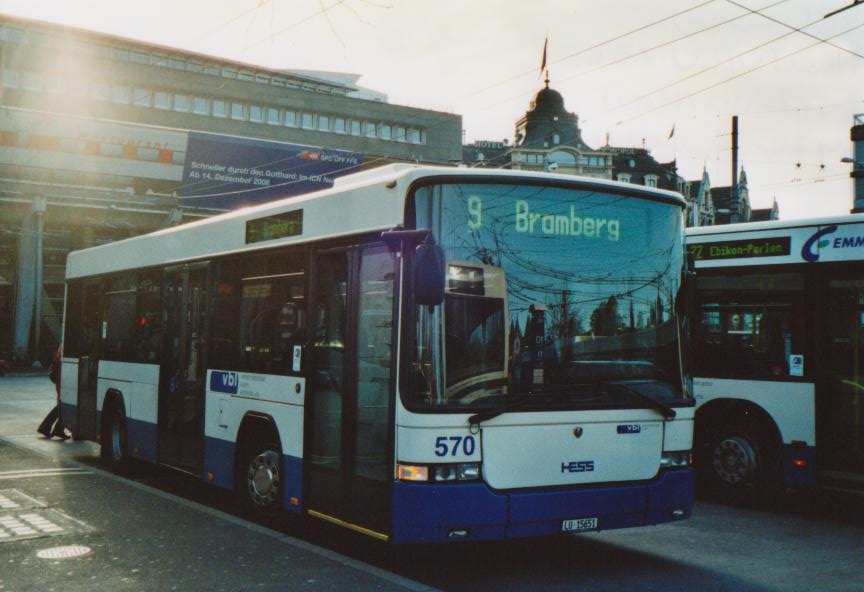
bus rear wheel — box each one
[699,421,780,501]
[712,435,758,487]
[100,400,128,473]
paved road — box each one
[2,375,863,591]
[0,375,431,592]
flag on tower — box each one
[540,38,548,75]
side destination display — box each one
[688,236,790,261]
[246,210,303,244]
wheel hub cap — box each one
[713,436,757,485]
[247,451,280,507]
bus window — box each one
[102,273,137,362]
[63,282,84,357]
[132,271,162,363]
[354,245,396,482]
[697,303,800,379]
[209,260,239,371]
[445,295,505,388]
[695,273,804,380]
[238,251,307,375]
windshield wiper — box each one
[602,381,676,420]
[467,388,597,427]
[466,382,676,428]
[467,395,543,427]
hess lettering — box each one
[561,460,595,473]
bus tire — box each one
[699,419,780,501]
[100,398,129,473]
[236,438,283,518]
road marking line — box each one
[0,468,92,480]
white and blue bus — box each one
[60,164,694,544]
[688,215,864,496]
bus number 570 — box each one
[435,435,476,457]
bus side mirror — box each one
[415,240,446,306]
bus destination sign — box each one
[688,236,791,261]
[246,210,303,244]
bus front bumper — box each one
[390,468,694,544]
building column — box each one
[12,196,46,364]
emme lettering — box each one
[833,236,864,248]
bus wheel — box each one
[700,422,778,500]
[237,445,282,516]
[712,434,758,488]
[100,400,128,473]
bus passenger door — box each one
[307,245,395,539]
[822,278,864,478]
[76,281,102,441]
[158,264,209,473]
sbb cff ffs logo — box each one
[561,460,595,473]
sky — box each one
[2,0,863,220]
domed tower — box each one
[514,79,592,151]
[509,78,611,178]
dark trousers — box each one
[38,405,64,435]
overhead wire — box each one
[242,0,347,52]
[610,18,864,127]
[559,0,790,86]
[192,0,274,42]
[607,8,826,113]
[726,0,864,61]
[475,0,790,117]
[456,0,718,103]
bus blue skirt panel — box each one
[782,443,817,489]
[390,468,694,544]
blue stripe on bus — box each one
[646,468,695,524]
[203,437,235,490]
[782,443,817,489]
[127,418,157,463]
[390,469,694,544]
[391,481,508,544]
[282,454,302,512]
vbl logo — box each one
[561,460,595,473]
[210,371,239,394]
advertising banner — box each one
[0,109,187,185]
[179,132,362,209]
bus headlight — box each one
[456,463,481,480]
[396,462,481,482]
[660,451,692,468]
[396,463,429,481]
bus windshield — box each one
[407,181,689,411]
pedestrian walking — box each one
[37,347,70,440]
